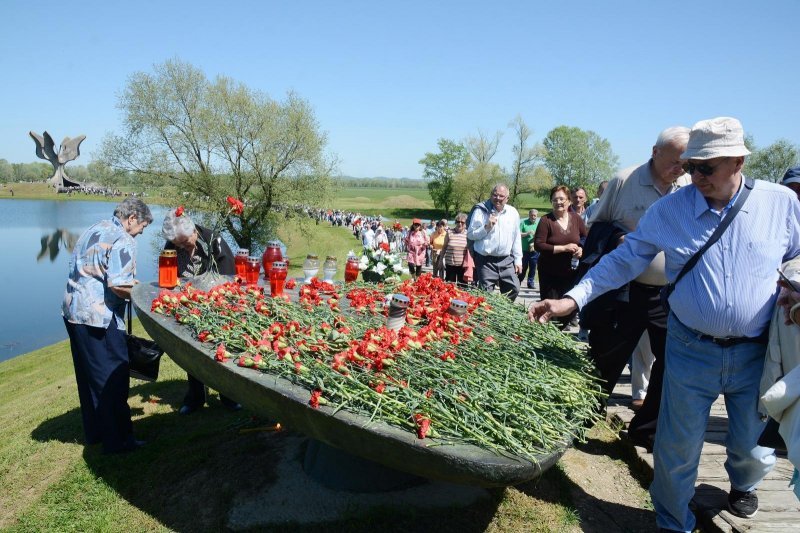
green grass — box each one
[0,335,607,531]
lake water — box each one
[0,199,169,362]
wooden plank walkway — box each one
[516,284,800,532]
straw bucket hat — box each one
[681,117,751,160]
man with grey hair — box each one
[531,117,800,531]
[584,125,691,451]
[467,184,523,300]
[62,197,152,453]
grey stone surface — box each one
[132,281,567,487]
[227,435,490,529]
[29,130,86,190]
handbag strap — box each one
[672,176,754,288]
[126,300,133,336]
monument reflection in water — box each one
[0,199,167,362]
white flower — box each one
[375,263,387,275]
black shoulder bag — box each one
[126,301,164,382]
[660,177,754,313]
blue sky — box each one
[2,0,798,179]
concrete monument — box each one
[29,131,86,190]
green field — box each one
[0,181,554,225]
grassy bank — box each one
[2,335,635,531]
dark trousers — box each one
[588,281,666,433]
[408,263,423,278]
[445,264,467,285]
[473,252,520,301]
[64,318,134,452]
[538,272,578,327]
[518,250,539,286]
[184,373,237,409]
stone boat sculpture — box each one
[132,279,597,488]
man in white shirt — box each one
[467,184,523,301]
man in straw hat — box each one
[529,117,800,531]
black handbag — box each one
[126,301,163,382]
[660,177,754,313]
[757,417,787,452]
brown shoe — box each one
[631,399,644,411]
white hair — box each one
[162,211,196,242]
[655,126,690,148]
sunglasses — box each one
[682,161,721,177]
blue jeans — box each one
[650,315,775,531]
[518,250,539,286]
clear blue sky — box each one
[2,0,798,179]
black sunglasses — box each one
[682,161,720,177]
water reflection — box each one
[0,199,168,362]
[37,229,79,262]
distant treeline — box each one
[0,159,163,188]
[335,176,426,188]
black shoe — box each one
[179,404,199,415]
[727,489,758,518]
[104,439,146,454]
[627,428,655,453]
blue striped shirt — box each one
[567,177,800,337]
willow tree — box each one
[101,59,334,250]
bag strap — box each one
[126,300,133,336]
[673,177,754,288]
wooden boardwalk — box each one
[515,285,800,532]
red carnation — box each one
[226,196,244,215]
[285,278,297,290]
[175,205,185,217]
[215,343,229,361]
[413,413,431,439]
[309,389,322,409]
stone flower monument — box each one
[29,131,86,190]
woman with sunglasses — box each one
[534,185,587,328]
[436,213,470,285]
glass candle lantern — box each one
[322,256,337,282]
[245,256,261,285]
[235,248,249,280]
[158,249,178,289]
[302,254,319,283]
[261,241,283,279]
[344,255,360,283]
[269,261,288,297]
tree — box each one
[0,159,12,183]
[419,138,469,218]
[542,126,618,191]
[744,138,800,183]
[453,161,506,211]
[506,116,545,203]
[101,58,334,250]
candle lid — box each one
[247,256,261,262]
[449,299,468,314]
[272,261,287,269]
[267,240,282,248]
[325,255,337,261]
[306,254,318,260]
[389,293,410,308]
[236,248,249,256]
[160,249,177,257]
